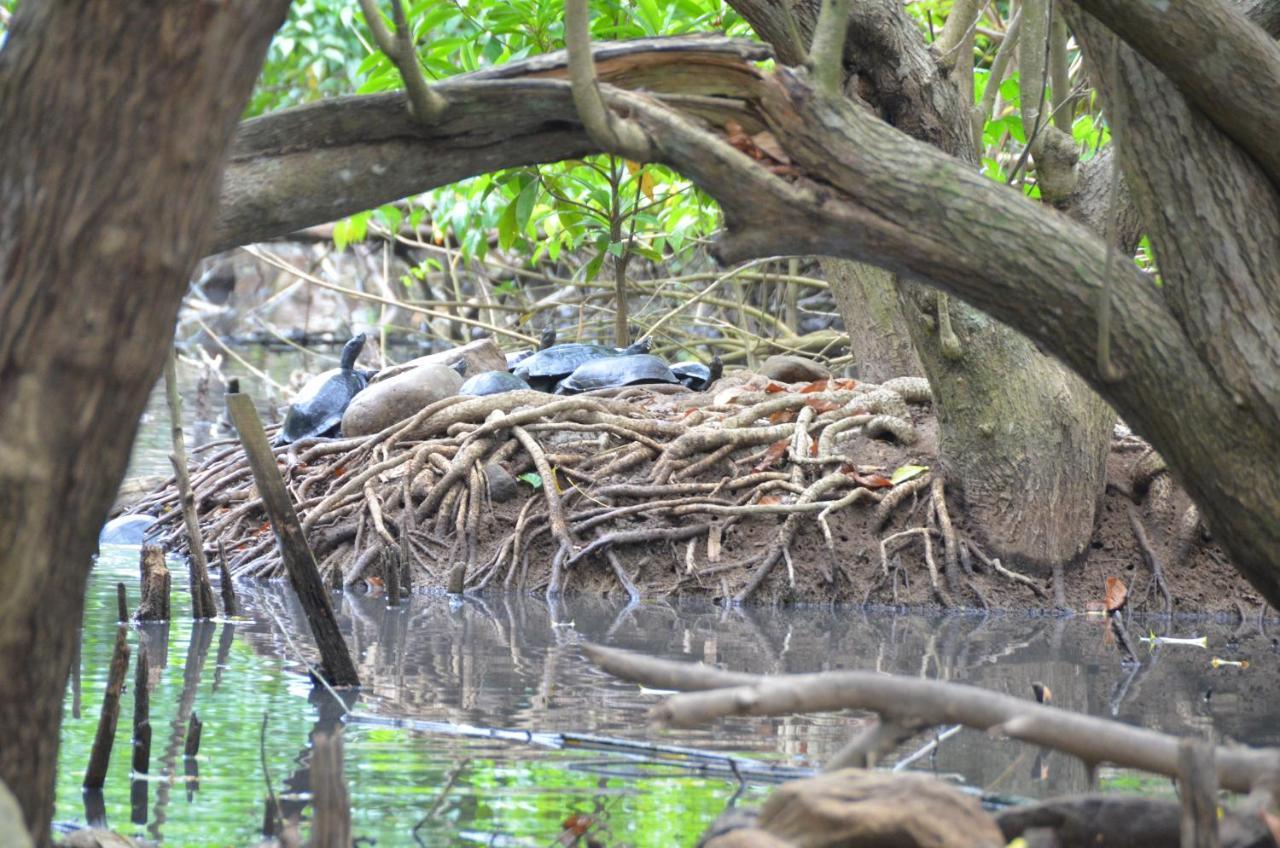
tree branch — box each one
[583,644,1280,793]
[808,0,853,98]
[1070,0,1280,190]
[563,0,652,160]
[358,0,446,122]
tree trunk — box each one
[729,0,1115,574]
[0,1,288,843]
[822,260,923,382]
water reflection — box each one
[61,550,1275,845]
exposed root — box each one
[1126,503,1173,616]
[135,373,951,602]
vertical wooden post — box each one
[217,541,238,617]
[224,381,359,687]
[135,544,172,622]
[166,350,217,619]
[1178,739,1221,848]
[84,627,130,789]
[310,730,351,848]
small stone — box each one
[483,463,519,502]
[760,355,830,384]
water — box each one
[54,353,1280,846]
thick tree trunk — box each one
[0,1,288,843]
[729,0,1115,572]
[822,260,923,382]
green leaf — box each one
[889,464,928,485]
[497,198,519,250]
[517,472,543,489]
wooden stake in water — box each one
[84,626,130,789]
[224,380,359,687]
[165,349,217,619]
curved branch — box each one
[563,0,652,160]
[1070,0,1280,189]
[358,0,446,122]
[583,644,1280,793]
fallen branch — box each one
[582,644,1280,793]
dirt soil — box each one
[472,406,1263,617]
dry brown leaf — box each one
[805,398,842,413]
[800,379,830,394]
[753,439,790,471]
[1105,576,1128,612]
[767,409,798,424]
[752,130,790,163]
[851,472,893,489]
[758,494,782,505]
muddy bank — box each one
[129,373,1262,616]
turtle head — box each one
[626,337,652,355]
[708,354,723,383]
[451,358,469,376]
[340,333,367,370]
[539,327,558,350]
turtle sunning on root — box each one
[513,337,651,392]
[555,353,680,394]
[276,333,370,445]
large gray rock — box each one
[373,337,507,384]
[341,363,463,437]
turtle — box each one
[515,337,651,392]
[459,370,532,396]
[671,354,724,391]
[555,353,679,394]
[277,333,370,444]
[505,327,559,370]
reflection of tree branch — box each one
[150,621,216,841]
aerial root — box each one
[867,475,1049,609]
[138,376,938,601]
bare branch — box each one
[583,644,1280,793]
[358,0,446,122]
[807,0,853,98]
[563,0,652,160]
[973,8,1021,152]
[934,0,982,71]
[1072,0,1280,189]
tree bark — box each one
[0,0,288,842]
[822,260,922,382]
[191,33,1280,602]
[729,0,1115,573]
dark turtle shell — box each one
[459,370,531,396]
[671,355,723,391]
[555,353,679,394]
[514,338,651,391]
[278,334,368,444]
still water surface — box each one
[55,352,1280,846]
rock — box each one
[755,770,1003,848]
[340,363,464,437]
[99,514,157,546]
[0,779,33,848]
[372,337,508,384]
[483,463,519,502]
[760,355,830,384]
